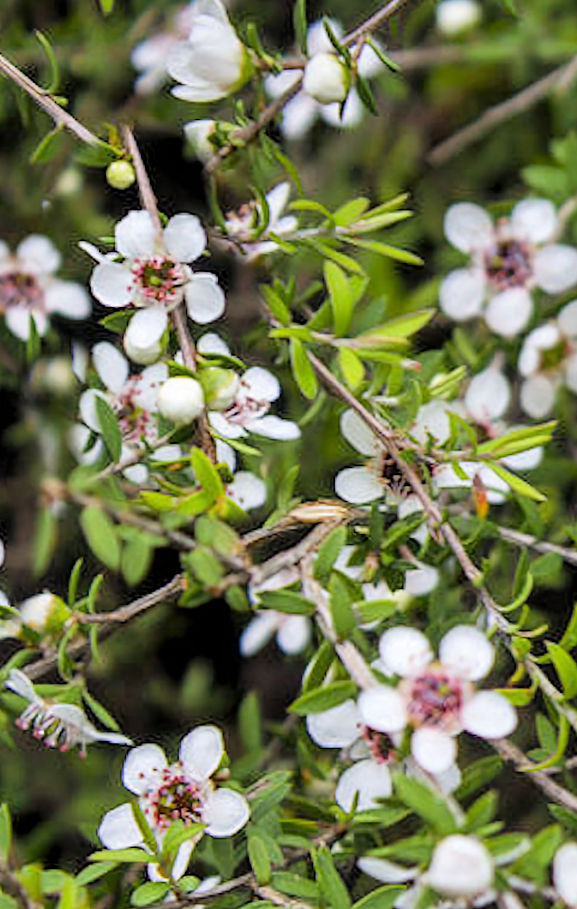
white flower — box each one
[303,53,348,105]
[464,362,511,427]
[98,726,249,880]
[358,625,517,774]
[226,471,267,512]
[209,366,300,441]
[166,0,252,102]
[131,3,198,95]
[157,376,205,425]
[518,300,577,417]
[88,210,225,361]
[426,835,494,898]
[554,842,577,906]
[436,0,481,36]
[0,235,90,340]
[224,183,299,259]
[241,569,310,656]
[184,119,217,163]
[440,199,577,338]
[5,669,132,757]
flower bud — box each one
[123,309,168,365]
[436,0,481,35]
[427,835,493,898]
[200,367,240,411]
[18,592,71,640]
[158,376,205,425]
[184,120,217,164]
[106,161,136,190]
[32,357,76,395]
[303,53,348,104]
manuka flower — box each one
[358,625,517,774]
[439,199,577,338]
[86,210,225,364]
[5,669,132,757]
[223,183,299,259]
[0,235,90,341]
[131,2,197,95]
[209,366,300,441]
[98,726,249,880]
[518,300,577,418]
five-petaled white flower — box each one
[224,183,299,259]
[98,726,250,881]
[166,0,252,103]
[518,299,577,418]
[131,3,197,96]
[209,366,300,441]
[358,625,517,774]
[439,199,577,338]
[5,669,132,757]
[0,235,90,341]
[87,209,225,364]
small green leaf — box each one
[352,885,405,909]
[490,463,547,503]
[289,680,357,715]
[98,0,115,14]
[290,339,318,399]
[80,507,121,570]
[89,848,151,863]
[338,347,364,389]
[191,447,224,499]
[293,0,308,53]
[258,590,315,615]
[314,526,347,582]
[546,642,577,699]
[95,396,122,462]
[75,862,115,885]
[333,197,370,226]
[393,773,457,835]
[324,261,354,336]
[248,831,272,885]
[312,845,351,909]
[30,127,64,165]
[131,882,170,906]
[0,805,12,861]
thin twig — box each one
[122,125,163,237]
[494,738,577,814]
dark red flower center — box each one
[484,240,532,290]
[406,669,462,729]
[0,271,44,312]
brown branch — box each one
[0,859,39,909]
[122,125,163,237]
[0,49,100,146]
[428,53,577,166]
[494,738,577,815]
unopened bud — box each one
[184,119,217,164]
[303,53,348,104]
[158,376,205,425]
[19,592,70,637]
[427,836,493,898]
[106,160,136,190]
[200,367,240,411]
[436,0,481,35]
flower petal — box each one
[242,367,281,402]
[98,803,143,849]
[484,287,532,338]
[79,388,107,434]
[358,857,418,884]
[378,627,432,677]
[197,332,231,356]
[203,788,250,837]
[427,835,494,898]
[17,235,61,275]
[439,625,494,681]
[335,466,382,504]
[247,415,300,440]
[227,472,266,511]
[340,409,381,456]
[465,367,511,424]
[5,307,47,340]
[115,210,156,259]
[439,268,485,321]
[534,244,577,294]
[124,307,168,364]
[277,615,311,654]
[444,203,494,253]
[553,842,577,907]
[558,299,577,337]
[511,198,557,244]
[358,686,408,734]
[163,213,206,263]
[90,262,133,308]
[411,727,457,774]
[122,743,168,794]
[335,759,392,812]
[461,691,517,739]
[520,375,557,419]
[185,273,225,324]
[92,341,129,394]
[239,613,279,657]
[180,725,224,780]
[404,564,439,597]
[410,400,452,446]
[306,699,361,749]
[45,281,91,319]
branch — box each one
[494,738,577,814]
[0,859,39,909]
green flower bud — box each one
[200,367,240,411]
[106,161,136,190]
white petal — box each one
[265,182,291,221]
[434,763,462,794]
[163,213,206,263]
[427,836,493,898]
[17,235,61,274]
[335,466,382,504]
[378,627,432,677]
[565,353,577,393]
[227,472,266,511]
[115,210,156,259]
[171,840,195,881]
[524,322,561,351]
[404,564,439,597]
[502,443,543,472]
[185,273,226,324]
[242,367,280,402]
[306,699,361,749]
[180,725,224,780]
[247,415,300,440]
[90,262,133,308]
[277,615,311,654]
[358,686,408,734]
[122,743,168,794]
[172,81,231,103]
[307,18,343,55]
[553,843,577,907]
[98,804,143,849]
[439,268,485,321]
[124,307,168,364]
[209,411,246,439]
[264,69,301,100]
[444,203,494,253]
[511,198,557,244]
[461,691,517,739]
[465,368,511,424]
[5,307,47,340]
[44,281,91,319]
[558,299,577,337]
[534,244,577,294]
[197,332,231,356]
[411,400,452,446]
[281,93,320,141]
[79,388,107,433]
[411,727,457,774]
[484,287,532,338]
[203,788,250,837]
[520,375,557,418]
[439,625,494,681]
[5,669,38,702]
[336,759,392,812]
[434,461,474,490]
[518,337,540,377]
[320,90,364,129]
[239,612,279,657]
[92,341,129,394]
[340,409,380,456]
[397,495,427,544]
[358,857,418,884]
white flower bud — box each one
[303,53,348,104]
[158,376,205,425]
[436,0,481,36]
[184,120,217,164]
[427,836,493,898]
[554,842,577,906]
[200,367,240,411]
[123,308,167,365]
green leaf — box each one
[338,347,364,389]
[131,882,170,906]
[261,285,291,325]
[465,790,498,830]
[393,773,457,835]
[343,237,423,265]
[33,507,58,576]
[191,447,224,499]
[0,805,12,861]
[186,546,224,587]
[312,845,351,909]
[329,572,355,639]
[271,873,319,900]
[525,715,570,771]
[352,886,405,909]
[289,680,357,715]
[75,862,115,886]
[559,602,577,651]
[80,507,121,571]
[333,197,370,227]
[258,590,315,615]
[95,396,122,462]
[89,848,152,863]
[290,339,318,399]
[82,689,121,732]
[30,127,64,165]
[489,463,547,503]
[248,831,272,885]
[314,526,347,582]
[324,261,354,336]
[122,537,154,587]
[98,0,115,13]
[546,642,577,699]
[293,0,308,53]
[239,691,262,752]
[161,821,205,864]
[34,30,60,93]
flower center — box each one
[113,375,158,445]
[146,765,205,831]
[539,339,571,372]
[0,271,44,312]
[361,725,395,764]
[484,240,532,290]
[224,385,269,426]
[131,256,188,307]
[405,667,463,731]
